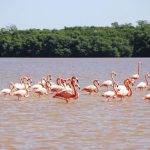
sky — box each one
[0,0,150,29]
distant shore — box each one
[0,21,150,57]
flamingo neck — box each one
[20,78,23,84]
[124,79,132,97]
[47,75,51,81]
[41,78,45,87]
[112,83,118,96]
[71,81,78,99]
[25,91,29,97]
[67,82,71,88]
[145,74,149,85]
[138,63,140,75]
[24,85,29,97]
[46,81,50,89]
[111,74,116,85]
[93,80,99,93]
[56,78,61,85]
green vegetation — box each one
[0,21,150,57]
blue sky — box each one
[0,0,150,29]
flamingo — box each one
[102,75,134,101]
[131,62,142,80]
[115,78,135,91]
[53,76,79,103]
[10,77,31,91]
[31,84,43,91]
[32,78,47,91]
[113,77,134,100]
[147,87,150,91]
[0,85,13,96]
[82,79,100,94]
[50,77,66,93]
[108,72,128,91]
[33,87,48,97]
[11,85,29,100]
[37,74,51,88]
[100,71,116,90]
[102,90,116,101]
[136,73,150,90]
[22,76,32,84]
[143,94,150,100]
[9,77,24,90]
[55,78,72,93]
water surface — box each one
[0,58,150,149]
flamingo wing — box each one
[137,82,147,88]
[144,93,150,100]
[101,80,112,86]
[54,90,73,99]
[82,85,96,92]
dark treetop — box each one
[0,21,150,57]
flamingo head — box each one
[75,83,80,90]
[112,71,117,76]
[27,78,32,84]
[9,82,15,90]
[113,81,118,87]
[72,76,78,83]
[47,74,52,80]
[94,79,100,85]
[41,77,47,83]
[147,73,150,78]
[127,77,135,86]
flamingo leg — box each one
[107,98,110,102]
[120,97,123,101]
[66,99,68,103]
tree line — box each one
[0,20,150,57]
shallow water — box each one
[0,58,150,149]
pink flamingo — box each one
[22,76,32,84]
[143,94,150,100]
[37,74,51,88]
[100,71,116,90]
[113,77,134,100]
[10,76,31,91]
[0,85,13,96]
[32,78,46,91]
[53,76,79,103]
[102,88,116,101]
[131,62,142,80]
[50,77,66,93]
[115,78,135,91]
[136,73,150,90]
[11,85,29,100]
[32,80,51,97]
[82,80,100,94]
[33,87,48,97]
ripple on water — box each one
[0,58,150,149]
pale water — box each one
[0,58,150,149]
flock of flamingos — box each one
[0,62,150,103]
